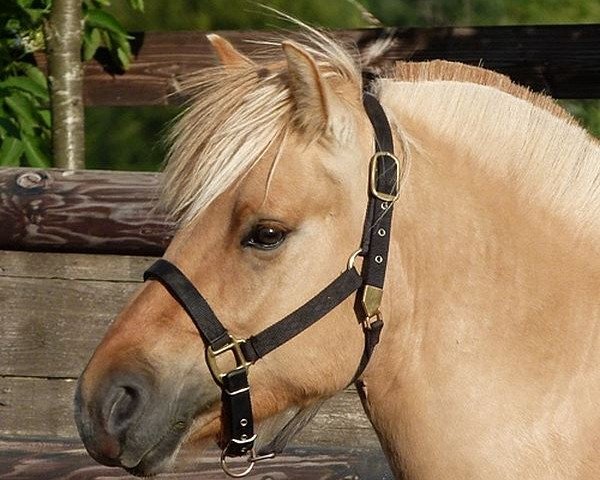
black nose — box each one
[75,373,151,463]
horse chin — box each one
[121,411,220,477]
[119,424,187,477]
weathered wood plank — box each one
[293,389,380,449]
[0,439,391,479]
[0,378,380,449]
[0,250,155,282]
[0,378,79,438]
[0,275,137,378]
[0,168,173,256]
[33,24,600,105]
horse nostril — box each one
[103,382,147,437]
[75,373,153,465]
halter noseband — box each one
[143,92,404,477]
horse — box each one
[74,27,600,479]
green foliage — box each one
[105,0,366,31]
[0,0,144,167]
[561,100,600,137]
[85,106,177,172]
[82,0,144,69]
[361,0,600,26]
[0,0,51,167]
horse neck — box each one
[358,80,600,477]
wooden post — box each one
[43,0,85,170]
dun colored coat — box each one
[74,28,600,479]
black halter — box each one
[143,92,403,477]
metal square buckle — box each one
[369,151,401,203]
[206,336,252,385]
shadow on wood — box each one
[0,440,393,479]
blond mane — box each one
[162,31,361,224]
[163,32,599,232]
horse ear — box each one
[282,41,333,133]
[206,34,255,68]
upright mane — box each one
[162,30,361,224]
[375,60,600,236]
[392,60,577,124]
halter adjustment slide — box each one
[206,336,252,385]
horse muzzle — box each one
[73,369,194,475]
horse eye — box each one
[243,224,287,250]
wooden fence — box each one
[1,23,599,477]
[34,24,600,104]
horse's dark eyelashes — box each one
[242,222,288,250]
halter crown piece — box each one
[143,91,404,478]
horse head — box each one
[74,34,384,476]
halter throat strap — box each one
[143,91,400,476]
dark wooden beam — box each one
[33,24,600,105]
[0,168,172,256]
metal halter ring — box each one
[220,450,255,478]
[220,448,276,478]
[347,248,362,270]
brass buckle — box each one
[206,336,252,385]
[369,151,401,203]
[363,311,383,331]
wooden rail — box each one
[0,168,172,256]
[34,24,600,105]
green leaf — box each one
[23,65,48,90]
[99,29,113,50]
[38,108,51,128]
[5,93,38,133]
[85,9,130,37]
[1,76,48,100]
[16,0,34,9]
[25,7,48,24]
[0,137,24,166]
[111,30,132,52]
[21,133,50,168]
[128,0,144,12]
[117,47,130,70]
[82,27,102,61]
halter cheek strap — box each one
[143,91,402,477]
